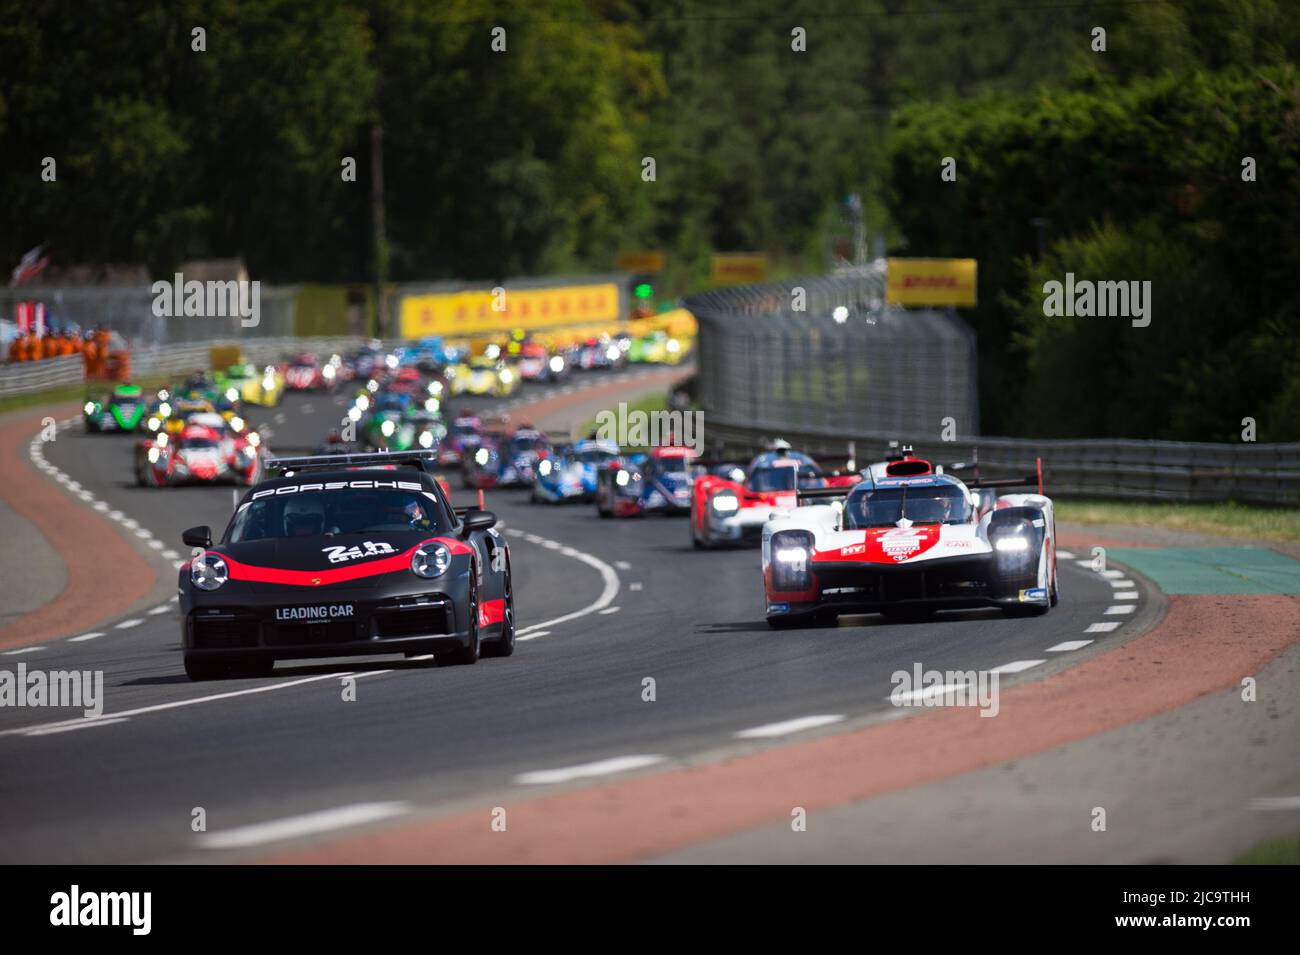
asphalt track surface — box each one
[0,373,1147,863]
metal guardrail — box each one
[0,337,372,398]
[687,272,1299,505]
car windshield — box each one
[652,455,690,475]
[575,449,617,464]
[749,466,798,492]
[844,483,971,529]
[228,488,448,542]
[181,438,221,451]
[509,435,543,452]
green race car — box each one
[84,383,147,433]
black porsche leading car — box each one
[177,450,515,680]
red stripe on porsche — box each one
[478,598,505,627]
[213,536,472,587]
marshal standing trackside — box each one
[176,451,516,680]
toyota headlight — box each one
[712,493,740,513]
[411,542,451,579]
[191,553,229,591]
[994,536,1029,552]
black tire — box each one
[184,656,226,681]
[439,571,481,665]
[482,564,515,658]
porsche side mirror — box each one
[182,525,212,548]
[461,510,497,537]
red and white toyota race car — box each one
[284,352,336,392]
[691,442,860,548]
[761,450,1057,628]
[135,417,264,487]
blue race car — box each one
[464,426,551,489]
[531,438,621,504]
[595,444,697,517]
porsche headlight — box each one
[191,553,229,591]
[380,419,396,437]
[411,542,451,579]
[418,430,434,448]
[712,493,740,513]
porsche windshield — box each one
[227,488,449,542]
[844,483,971,529]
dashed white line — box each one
[162,549,179,560]
[114,618,144,629]
[598,606,621,615]
[517,630,550,642]
[25,717,131,737]
[1046,639,1093,653]
[1250,796,1300,811]
[1101,569,1125,579]
[735,715,844,739]
[891,684,972,706]
[629,582,643,592]
[614,560,632,571]
[1085,621,1121,633]
[1108,578,1134,588]
[1104,605,1136,615]
[148,604,173,615]
[3,647,44,656]
[514,755,665,786]
[1056,550,1076,560]
[197,802,411,850]
[989,659,1046,675]
[68,632,105,642]
[1113,591,1139,600]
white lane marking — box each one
[1108,578,1134,588]
[0,670,361,739]
[148,540,165,550]
[3,647,44,656]
[523,533,543,544]
[69,632,105,642]
[25,717,131,737]
[503,528,524,537]
[120,518,139,530]
[108,510,124,521]
[1101,569,1125,579]
[517,630,550,642]
[541,540,562,550]
[197,802,411,850]
[135,529,152,540]
[93,502,109,512]
[514,755,665,786]
[735,714,844,739]
[614,560,632,571]
[1113,591,1139,600]
[891,683,972,706]
[598,606,620,615]
[1056,550,1076,560]
[1046,639,1093,653]
[1085,621,1121,633]
[1250,796,1300,811]
[989,659,1046,675]
[514,537,620,637]
[148,604,172,615]
[115,618,144,629]
[162,549,179,560]
[629,582,643,592]
[1104,604,1136,615]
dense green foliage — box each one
[2,1,1298,438]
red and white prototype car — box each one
[135,416,265,487]
[761,450,1057,628]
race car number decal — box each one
[322,541,397,564]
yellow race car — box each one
[447,357,519,397]
[217,362,285,407]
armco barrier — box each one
[0,337,372,398]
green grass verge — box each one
[1055,499,1300,544]
[1233,832,1300,864]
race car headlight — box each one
[262,376,275,391]
[606,345,621,361]
[147,417,161,431]
[418,430,434,448]
[246,432,261,448]
[191,553,229,591]
[475,447,490,466]
[424,398,440,413]
[411,543,451,579]
[538,459,552,476]
[380,419,396,437]
[322,364,336,379]
[428,381,443,396]
[156,432,169,447]
[549,356,564,373]
[615,469,630,487]
[157,389,170,401]
[230,415,245,432]
[225,388,239,402]
[666,338,681,353]
[158,402,172,418]
[994,536,1029,552]
[83,401,96,414]
[367,379,379,393]
[775,546,808,567]
[147,447,161,463]
[499,370,513,384]
[356,394,370,410]
[770,530,815,590]
[712,493,740,513]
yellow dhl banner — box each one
[886,258,978,307]
[400,283,621,338]
[710,253,769,286]
[615,250,666,273]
